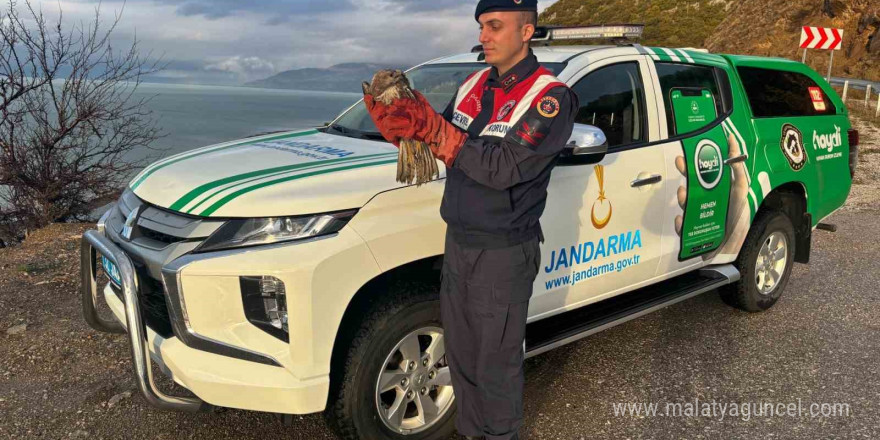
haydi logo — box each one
[694,139,723,189]
[813,125,841,153]
[699,156,719,170]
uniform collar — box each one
[486,48,539,93]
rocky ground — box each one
[845,107,880,210]
[0,116,877,439]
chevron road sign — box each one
[799,26,844,81]
[800,26,843,50]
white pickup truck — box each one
[81,25,856,440]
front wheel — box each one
[720,209,796,312]
[325,282,456,440]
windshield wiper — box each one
[359,131,387,141]
[327,123,360,137]
[328,124,387,142]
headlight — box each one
[194,209,358,253]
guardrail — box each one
[830,78,880,118]
[829,77,880,91]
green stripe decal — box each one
[181,153,397,213]
[649,47,673,62]
[671,49,690,62]
[169,151,396,211]
[197,158,399,216]
[131,129,319,190]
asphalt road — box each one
[2,207,879,440]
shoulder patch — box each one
[509,116,550,149]
[537,96,560,118]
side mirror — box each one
[560,124,608,165]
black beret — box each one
[475,0,538,21]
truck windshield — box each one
[326,62,565,140]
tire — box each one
[324,280,456,440]
[720,209,796,312]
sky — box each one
[30,0,559,86]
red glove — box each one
[363,93,422,149]
[388,91,468,168]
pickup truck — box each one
[80,26,858,440]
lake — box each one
[128,82,363,164]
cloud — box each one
[154,0,354,22]
[205,56,276,81]
[381,0,559,14]
[45,0,538,85]
[380,0,473,13]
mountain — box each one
[540,0,733,49]
[704,0,878,81]
[539,0,879,82]
[244,62,406,92]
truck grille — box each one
[103,189,226,338]
[107,260,174,338]
[139,226,187,245]
[136,263,174,338]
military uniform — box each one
[439,47,578,439]
[361,1,579,437]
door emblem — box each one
[780,123,806,171]
[590,165,612,229]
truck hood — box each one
[128,129,434,217]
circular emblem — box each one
[513,0,522,4]
[537,96,559,118]
[496,100,516,121]
[694,139,723,190]
[780,123,805,171]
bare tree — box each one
[0,0,167,244]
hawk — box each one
[363,69,439,186]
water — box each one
[130,82,362,164]
[81,83,362,219]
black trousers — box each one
[440,230,541,440]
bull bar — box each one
[80,229,210,412]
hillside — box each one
[539,0,732,49]
[244,62,405,92]
[540,0,879,81]
[705,0,878,81]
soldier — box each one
[364,1,578,438]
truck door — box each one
[529,55,666,319]
[645,59,739,274]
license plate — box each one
[101,255,122,287]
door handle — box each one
[725,154,748,165]
[630,174,662,187]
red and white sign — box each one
[808,86,826,111]
[800,26,843,50]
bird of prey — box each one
[363,69,439,186]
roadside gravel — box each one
[0,115,876,440]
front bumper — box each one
[80,229,329,414]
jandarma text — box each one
[612,399,852,421]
